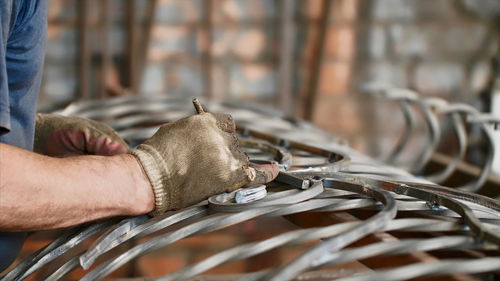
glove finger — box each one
[212,113,236,133]
[83,120,129,155]
[244,162,279,187]
[87,119,127,143]
[44,130,87,157]
[45,130,129,157]
[84,135,129,156]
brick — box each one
[246,249,281,271]
[230,28,267,60]
[279,243,372,276]
[356,25,386,59]
[387,24,430,59]
[353,62,407,90]
[47,0,76,22]
[211,28,236,57]
[19,230,61,253]
[330,0,358,22]
[295,25,319,64]
[297,0,324,20]
[242,217,302,241]
[298,0,357,22]
[438,24,489,56]
[165,64,204,95]
[369,0,417,21]
[45,27,77,61]
[66,261,129,280]
[311,97,362,136]
[324,26,355,60]
[211,64,230,99]
[388,23,489,59]
[415,0,460,20]
[367,0,458,22]
[141,64,166,94]
[278,242,318,265]
[229,64,276,98]
[213,0,277,22]
[148,26,197,60]
[155,0,201,23]
[414,61,465,97]
[191,250,246,274]
[23,273,40,281]
[40,65,77,104]
[173,232,242,249]
[137,253,187,277]
[212,27,276,59]
[318,61,351,96]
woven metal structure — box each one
[2,95,499,281]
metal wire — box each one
[363,84,497,192]
[2,96,499,281]
[333,258,500,281]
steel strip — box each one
[80,207,283,280]
[3,96,497,281]
[40,206,210,279]
[333,258,500,281]
[266,182,398,281]
[158,219,471,281]
[0,227,82,281]
[439,103,496,192]
[314,235,478,268]
[3,220,116,281]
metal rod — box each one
[99,0,111,99]
[136,0,158,93]
[278,0,296,116]
[200,0,213,98]
[126,0,138,93]
[77,0,90,99]
[303,0,331,120]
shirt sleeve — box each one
[0,4,11,136]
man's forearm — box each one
[0,143,154,231]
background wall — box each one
[41,0,500,156]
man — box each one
[0,0,277,272]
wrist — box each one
[117,154,155,215]
[130,146,175,216]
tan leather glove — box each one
[131,99,278,216]
[34,114,129,157]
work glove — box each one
[34,114,129,157]
[131,99,279,216]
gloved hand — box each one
[131,99,279,216]
[34,114,129,157]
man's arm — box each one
[0,143,154,231]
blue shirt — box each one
[0,0,47,272]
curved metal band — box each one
[2,96,497,281]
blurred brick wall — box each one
[309,0,499,154]
[41,0,500,155]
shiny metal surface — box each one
[2,96,499,281]
[363,84,497,191]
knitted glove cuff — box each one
[130,144,175,216]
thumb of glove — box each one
[245,162,279,187]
